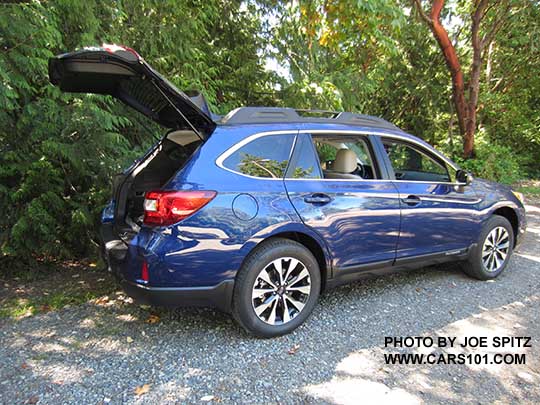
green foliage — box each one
[315,143,337,163]
[238,153,312,179]
[455,142,522,185]
[270,0,539,180]
[0,0,273,263]
[0,0,539,265]
[516,185,540,196]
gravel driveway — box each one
[1,205,539,404]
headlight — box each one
[512,191,525,204]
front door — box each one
[379,136,481,260]
[284,133,401,271]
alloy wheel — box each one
[251,257,311,325]
[482,226,510,272]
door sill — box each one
[327,247,472,289]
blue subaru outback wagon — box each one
[49,45,526,337]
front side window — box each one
[382,139,450,182]
[222,134,295,178]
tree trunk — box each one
[464,0,489,158]
[428,0,468,138]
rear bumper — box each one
[100,222,234,313]
[120,278,234,313]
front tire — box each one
[463,215,514,280]
[232,238,321,338]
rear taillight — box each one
[143,190,217,226]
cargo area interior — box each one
[119,130,203,228]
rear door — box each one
[49,44,215,138]
[284,132,401,273]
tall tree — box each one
[412,0,513,158]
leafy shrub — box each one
[455,142,522,185]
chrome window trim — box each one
[299,129,459,172]
[215,129,464,185]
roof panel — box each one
[219,107,399,130]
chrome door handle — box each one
[304,193,332,204]
[401,195,421,206]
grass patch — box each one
[0,289,113,319]
[516,185,540,195]
[1,259,117,320]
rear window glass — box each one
[223,134,295,178]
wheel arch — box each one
[238,225,332,291]
[267,231,329,291]
[492,206,519,247]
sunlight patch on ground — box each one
[524,204,540,213]
[440,305,528,374]
[304,377,420,405]
[133,381,190,404]
[335,351,379,376]
[31,364,88,385]
[303,295,539,403]
[515,253,540,263]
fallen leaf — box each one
[288,344,300,355]
[94,296,110,305]
[21,362,30,369]
[415,287,422,292]
[201,395,215,401]
[25,396,39,405]
[40,304,51,313]
[89,263,97,267]
[134,384,151,396]
[126,336,134,343]
[146,314,160,324]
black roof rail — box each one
[219,107,398,130]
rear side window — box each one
[222,134,295,178]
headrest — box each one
[333,149,357,173]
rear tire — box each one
[462,215,514,280]
[232,238,321,338]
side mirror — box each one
[456,169,472,185]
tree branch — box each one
[411,0,432,26]
[471,0,489,52]
[481,3,512,50]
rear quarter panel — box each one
[125,125,316,287]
